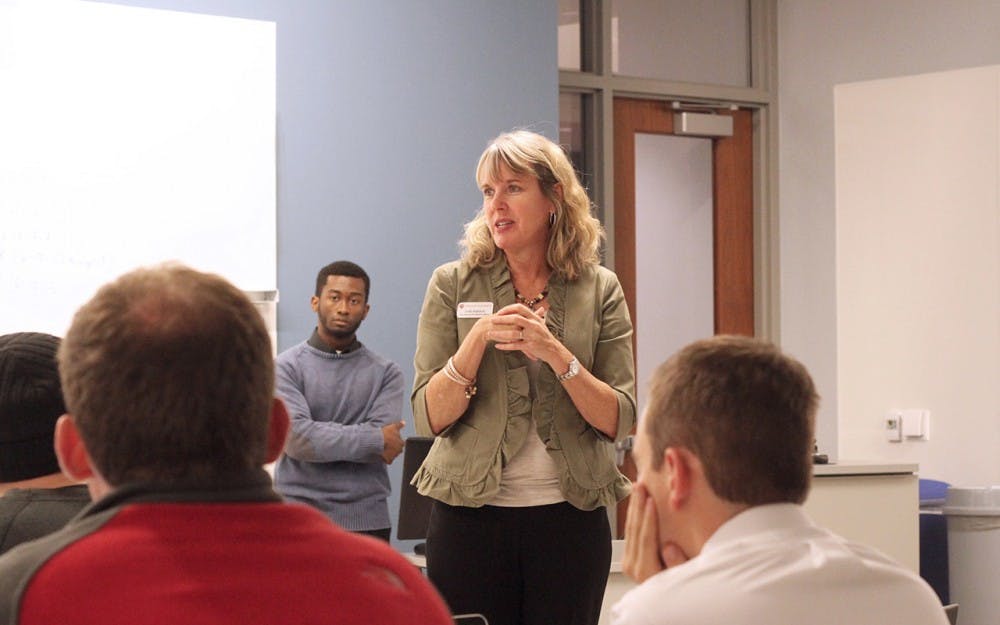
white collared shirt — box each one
[612,503,948,625]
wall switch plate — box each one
[901,409,930,440]
[885,413,902,442]
[886,409,930,442]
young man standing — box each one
[273,260,405,541]
[614,335,948,625]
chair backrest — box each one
[396,436,434,540]
[453,614,489,625]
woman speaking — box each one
[411,130,636,625]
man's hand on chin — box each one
[622,482,689,583]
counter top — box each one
[813,461,918,477]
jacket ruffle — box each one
[560,470,632,511]
[411,448,502,508]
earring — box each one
[548,212,556,227]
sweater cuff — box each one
[361,424,385,460]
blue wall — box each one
[97,0,557,547]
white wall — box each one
[777,0,1000,465]
[835,66,1000,486]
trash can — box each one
[919,479,950,604]
[943,486,1000,625]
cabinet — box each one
[804,461,919,572]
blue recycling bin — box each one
[919,479,949,604]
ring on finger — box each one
[519,329,524,341]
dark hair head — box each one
[0,332,65,481]
[643,335,819,505]
[315,261,370,301]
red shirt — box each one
[11,499,451,625]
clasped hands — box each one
[621,481,689,583]
[479,303,553,362]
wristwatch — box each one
[557,357,580,381]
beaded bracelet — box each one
[443,356,477,399]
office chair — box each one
[397,436,434,545]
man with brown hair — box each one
[0,264,452,625]
[613,335,947,625]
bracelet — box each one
[443,357,477,399]
[443,357,474,385]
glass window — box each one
[558,91,593,192]
[610,0,750,87]
[558,0,582,71]
[633,132,714,412]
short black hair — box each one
[0,332,65,481]
[315,261,370,301]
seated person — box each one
[0,332,90,555]
[614,335,948,625]
[0,264,452,625]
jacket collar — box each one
[80,469,281,520]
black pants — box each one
[354,527,391,542]
[426,501,611,625]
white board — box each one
[0,0,276,336]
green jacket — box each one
[411,258,636,510]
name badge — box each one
[457,301,494,318]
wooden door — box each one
[613,97,755,536]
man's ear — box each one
[663,446,693,510]
[265,397,290,463]
[54,414,95,481]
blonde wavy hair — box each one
[460,130,604,280]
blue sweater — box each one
[273,336,404,531]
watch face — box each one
[560,357,580,380]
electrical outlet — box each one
[885,413,902,442]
